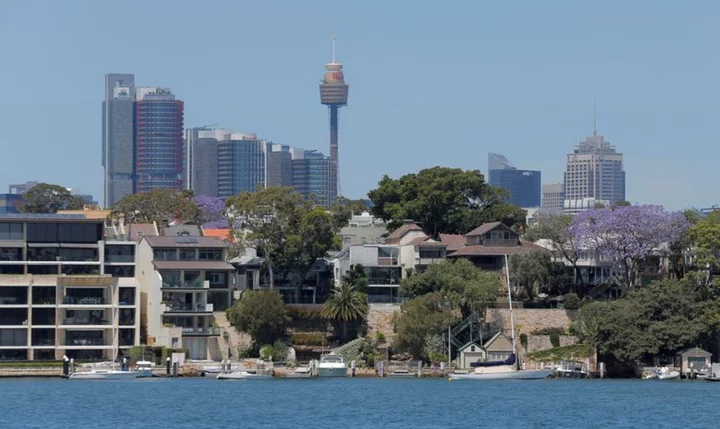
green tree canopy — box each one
[509,252,551,300]
[524,212,584,291]
[228,290,290,347]
[394,292,461,359]
[330,197,369,229]
[112,189,201,228]
[19,183,85,213]
[689,211,720,270]
[227,187,340,297]
[400,259,500,318]
[367,166,526,237]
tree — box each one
[400,259,500,317]
[367,167,525,237]
[572,205,689,288]
[689,210,720,271]
[321,282,369,342]
[509,252,550,300]
[112,189,201,228]
[227,290,289,347]
[524,212,585,291]
[226,187,340,296]
[330,197,369,229]
[394,292,461,358]
[19,183,85,213]
[195,195,226,226]
[343,264,369,293]
[570,301,613,364]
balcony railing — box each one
[65,339,110,346]
[105,254,134,263]
[163,303,214,313]
[62,297,106,305]
[181,327,221,335]
[367,295,404,304]
[418,257,445,265]
[62,317,111,326]
[162,280,207,289]
[32,339,55,346]
[377,257,399,266]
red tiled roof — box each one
[129,224,159,241]
[202,228,232,242]
[386,222,423,244]
[447,240,548,257]
[464,222,505,237]
[439,234,466,252]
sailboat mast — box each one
[504,255,517,359]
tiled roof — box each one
[142,236,227,248]
[439,234,466,251]
[129,224,158,241]
[152,261,235,271]
[202,228,232,241]
[163,225,202,237]
[406,236,447,247]
[447,240,547,257]
[386,222,423,244]
[465,222,504,237]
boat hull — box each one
[136,369,153,378]
[317,367,347,377]
[217,372,272,380]
[69,371,137,381]
[658,371,680,380]
[449,369,552,380]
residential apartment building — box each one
[488,153,541,208]
[136,236,234,359]
[564,131,625,206]
[339,212,388,249]
[541,183,565,210]
[0,214,140,361]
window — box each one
[106,265,135,278]
[198,249,222,261]
[179,249,196,261]
[0,248,22,261]
[471,346,476,352]
[0,223,23,240]
[104,245,134,263]
[153,249,177,261]
[184,271,201,287]
[208,271,227,287]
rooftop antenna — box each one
[593,101,597,136]
[332,32,336,63]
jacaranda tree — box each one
[571,205,689,288]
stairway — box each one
[213,311,252,361]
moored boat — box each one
[317,354,347,377]
[135,361,154,378]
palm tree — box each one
[322,283,369,343]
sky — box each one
[1,0,718,210]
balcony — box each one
[417,257,445,265]
[62,296,107,306]
[161,280,209,290]
[64,338,111,347]
[162,302,214,313]
[182,327,221,336]
[61,317,111,326]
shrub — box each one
[291,332,327,346]
[563,293,580,310]
[272,340,289,362]
[236,346,251,359]
[286,307,327,321]
[228,290,289,346]
[525,344,593,362]
[374,331,387,344]
[519,333,528,350]
[550,333,561,348]
[259,345,273,360]
[531,327,567,336]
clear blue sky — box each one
[1,0,718,210]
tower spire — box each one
[331,32,336,63]
[593,100,597,136]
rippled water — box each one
[1,377,716,428]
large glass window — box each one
[0,308,27,325]
[199,249,223,261]
[184,271,201,288]
[119,287,135,305]
[61,265,100,275]
[31,328,54,346]
[27,247,59,261]
[153,249,177,261]
[363,267,401,285]
[58,248,98,262]
[57,223,102,243]
[0,248,22,261]
[105,265,135,278]
[105,244,135,263]
[0,287,28,305]
[65,330,107,346]
[28,265,60,275]
[207,271,228,288]
[179,249,196,261]
[0,329,27,346]
[161,271,181,288]
[31,308,55,325]
[26,223,58,242]
[0,265,23,274]
[0,223,23,240]
[32,286,55,305]
[119,309,135,326]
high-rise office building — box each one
[217,134,268,198]
[134,87,185,193]
[8,181,39,195]
[563,131,625,205]
[541,183,565,210]
[319,35,348,203]
[186,128,233,197]
[267,144,293,188]
[488,153,541,208]
[102,73,136,207]
[291,148,337,207]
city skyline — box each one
[2,1,720,210]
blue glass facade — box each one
[489,169,541,208]
[292,151,337,207]
[0,194,22,214]
[217,139,267,198]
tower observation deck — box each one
[319,34,348,198]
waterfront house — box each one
[483,331,514,362]
[678,347,712,377]
[136,236,234,360]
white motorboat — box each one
[657,367,680,380]
[217,371,272,380]
[135,361,154,378]
[448,255,551,381]
[317,354,347,377]
[69,367,137,381]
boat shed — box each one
[677,347,712,376]
[484,332,514,362]
[457,342,486,368]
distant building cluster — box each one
[0,182,95,215]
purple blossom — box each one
[195,196,226,225]
[572,205,689,287]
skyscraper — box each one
[186,128,230,197]
[266,144,293,188]
[217,133,267,198]
[134,87,185,193]
[291,148,337,207]
[563,131,625,205]
[319,34,348,203]
[102,73,136,207]
[542,183,565,210]
[488,153,541,208]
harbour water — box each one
[1,378,716,428]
